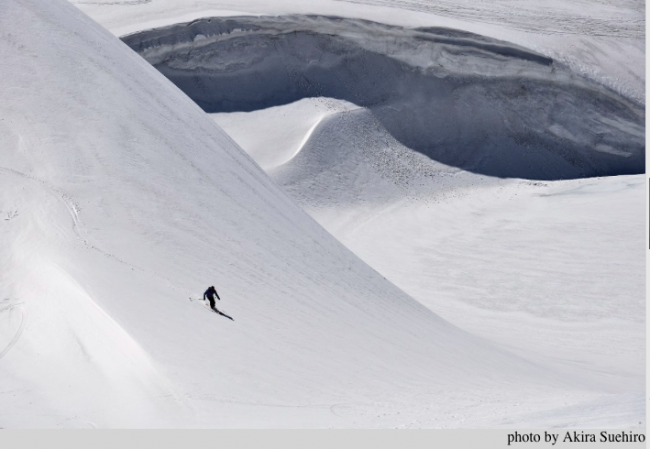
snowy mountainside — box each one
[0,0,607,428]
[66,0,645,429]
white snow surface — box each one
[1,0,643,429]
[211,96,645,427]
[70,0,644,103]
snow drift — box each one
[122,15,645,180]
[0,0,608,428]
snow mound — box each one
[211,97,360,171]
[123,15,645,180]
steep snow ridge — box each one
[122,15,644,180]
[1,0,611,428]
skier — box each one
[203,285,221,312]
[201,285,234,320]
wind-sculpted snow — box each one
[123,15,644,180]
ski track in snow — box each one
[0,166,139,272]
[0,301,26,360]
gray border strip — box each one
[0,430,646,449]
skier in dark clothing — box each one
[203,285,234,321]
[203,286,220,311]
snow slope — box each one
[3,0,634,428]
[210,97,645,395]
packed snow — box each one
[0,0,643,428]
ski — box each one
[190,297,234,320]
[212,309,234,321]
